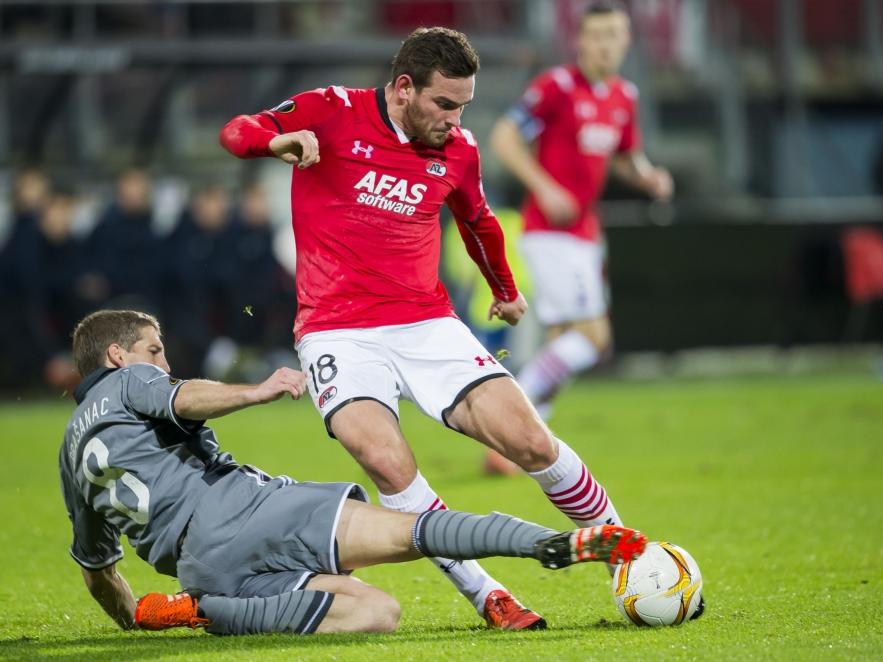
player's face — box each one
[405,72,474,147]
[577,11,631,80]
[121,325,171,373]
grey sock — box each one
[199,590,333,635]
[412,509,558,560]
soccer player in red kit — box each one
[488,1,673,473]
[220,26,642,630]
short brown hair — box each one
[72,309,160,376]
[584,0,628,17]
[391,27,480,90]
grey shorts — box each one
[177,467,368,598]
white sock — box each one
[516,330,600,404]
[527,439,622,527]
[379,471,505,615]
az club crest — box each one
[318,385,338,408]
[425,160,446,176]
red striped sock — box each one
[546,464,611,523]
[528,439,622,527]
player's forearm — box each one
[174,380,263,420]
[455,210,518,303]
[219,114,278,159]
[81,565,136,630]
[610,151,654,190]
[490,119,557,196]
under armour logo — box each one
[352,140,374,159]
[438,560,461,574]
[474,355,498,367]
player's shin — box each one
[412,510,557,560]
[411,510,647,571]
[527,438,623,529]
[198,590,332,635]
[378,471,507,614]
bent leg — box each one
[485,319,605,474]
[448,376,557,472]
[306,575,401,634]
[448,377,623,529]
[193,575,399,635]
[328,400,418,494]
[329,401,510,617]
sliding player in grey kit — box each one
[60,309,646,635]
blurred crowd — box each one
[0,169,298,392]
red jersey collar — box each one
[374,87,410,144]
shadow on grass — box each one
[0,620,632,661]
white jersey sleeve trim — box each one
[166,379,190,433]
[622,80,639,100]
[461,128,476,146]
[551,66,575,92]
[330,85,352,108]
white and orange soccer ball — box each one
[612,541,703,626]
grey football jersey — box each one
[59,363,238,576]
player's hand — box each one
[269,130,320,169]
[535,181,580,227]
[253,367,307,403]
[488,292,528,326]
[642,166,674,201]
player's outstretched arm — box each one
[174,368,307,420]
[219,113,319,169]
[81,564,136,630]
[490,117,579,226]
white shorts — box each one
[295,317,511,435]
[519,231,607,325]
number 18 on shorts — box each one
[296,318,512,433]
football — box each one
[612,541,703,626]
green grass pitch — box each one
[0,374,881,660]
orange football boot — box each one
[135,592,209,630]
[534,525,648,569]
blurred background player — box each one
[488,0,673,473]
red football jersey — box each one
[511,65,641,241]
[221,86,517,341]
